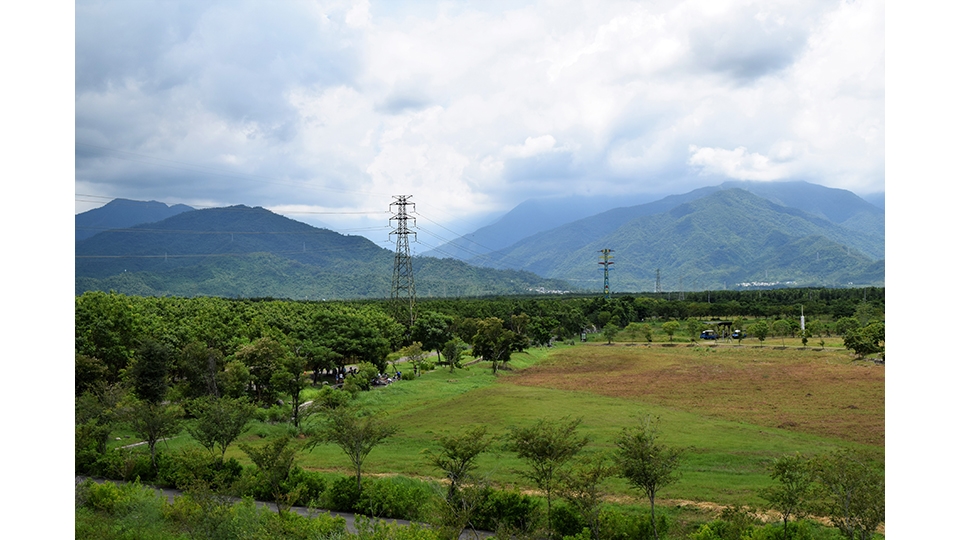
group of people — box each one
[331,367,403,387]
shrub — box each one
[284,466,327,507]
[472,487,542,534]
[357,476,437,521]
[551,502,586,538]
[76,478,170,537]
[325,475,361,512]
[92,448,157,482]
[597,507,667,540]
[156,448,242,491]
[354,515,441,540]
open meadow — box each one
[195,342,883,511]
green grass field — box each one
[138,342,880,515]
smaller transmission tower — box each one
[390,195,417,329]
[598,249,614,299]
[655,268,662,294]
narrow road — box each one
[76,476,492,539]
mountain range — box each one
[75,198,194,242]
[75,204,572,299]
[464,181,883,291]
[74,180,883,299]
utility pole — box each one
[655,268,662,294]
[390,195,417,330]
[598,249,614,299]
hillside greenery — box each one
[75,205,574,299]
[472,189,883,291]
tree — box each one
[686,318,704,341]
[842,321,884,359]
[602,322,619,344]
[399,341,428,377]
[75,383,124,467]
[271,350,311,428]
[640,323,654,343]
[661,321,680,342]
[621,322,645,342]
[772,319,792,348]
[307,404,397,493]
[472,317,519,375]
[412,311,454,362]
[759,453,814,539]
[614,415,683,540]
[441,338,469,373]
[76,354,109,397]
[126,399,183,471]
[186,396,256,461]
[812,449,884,540]
[834,317,860,338]
[234,336,288,405]
[75,291,141,383]
[559,453,615,540]
[505,417,589,538]
[175,341,224,399]
[749,321,769,348]
[239,435,300,514]
[427,425,493,502]
[131,338,174,404]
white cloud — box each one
[502,135,559,158]
[75,0,884,242]
[688,145,792,181]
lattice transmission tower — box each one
[598,249,614,299]
[390,195,417,329]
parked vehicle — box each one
[732,329,745,339]
[700,329,718,340]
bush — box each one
[325,475,361,512]
[92,448,157,483]
[354,515,441,540]
[357,476,437,521]
[472,487,541,534]
[284,466,327,507]
[76,478,170,538]
[156,448,242,491]
[597,508,667,540]
[401,371,417,381]
[551,502,586,538]
[689,506,760,540]
[742,520,840,540]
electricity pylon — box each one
[390,195,416,329]
[598,249,614,299]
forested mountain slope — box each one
[471,188,884,291]
[75,198,195,242]
[75,205,573,299]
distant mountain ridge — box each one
[426,181,883,264]
[422,192,661,260]
[468,185,883,290]
[75,205,573,299]
[75,198,194,242]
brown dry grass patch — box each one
[507,344,884,446]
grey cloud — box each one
[687,4,816,81]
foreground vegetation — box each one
[76,291,883,539]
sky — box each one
[74,0,884,250]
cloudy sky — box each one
[75,0,884,248]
